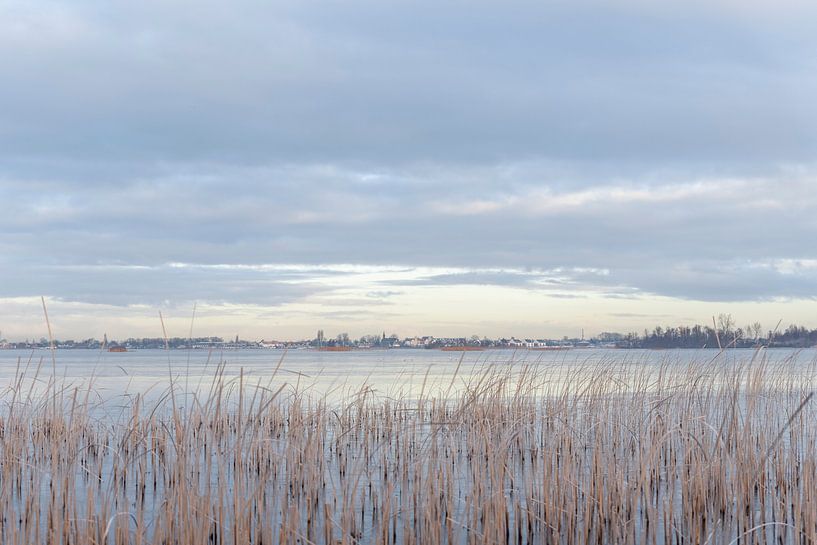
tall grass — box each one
[0,351,816,544]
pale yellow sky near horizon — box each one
[1,289,814,342]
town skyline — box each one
[4,313,816,350]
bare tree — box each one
[717,313,735,338]
[751,322,763,340]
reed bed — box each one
[1,351,816,544]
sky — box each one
[2,0,817,341]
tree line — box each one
[607,314,817,349]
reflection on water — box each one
[1,347,816,407]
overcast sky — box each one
[2,0,816,341]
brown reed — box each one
[0,351,815,544]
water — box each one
[2,346,817,544]
[1,347,815,406]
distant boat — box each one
[108,346,127,353]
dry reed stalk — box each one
[1,352,817,544]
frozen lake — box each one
[1,347,815,407]
[1,346,817,544]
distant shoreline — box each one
[1,345,814,351]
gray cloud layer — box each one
[2,0,817,311]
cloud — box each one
[615,259,817,302]
[2,0,817,336]
[3,166,817,310]
[1,0,816,166]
